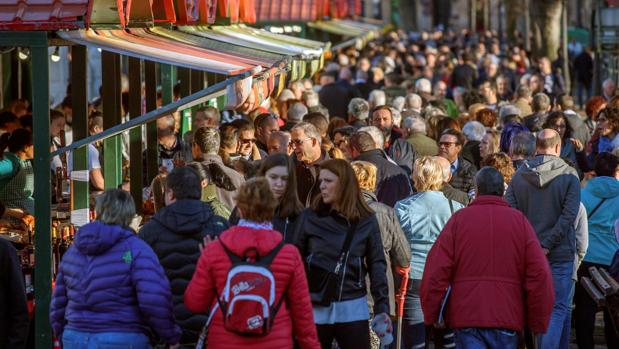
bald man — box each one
[434,156,470,206]
[506,128,580,348]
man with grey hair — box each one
[421,167,553,349]
[402,117,438,156]
[461,121,486,168]
[349,130,411,206]
[506,129,581,349]
[509,131,536,169]
[282,102,308,132]
[192,127,245,210]
[514,84,533,116]
[602,78,616,101]
[391,96,406,113]
[404,93,423,115]
[368,89,387,109]
[348,98,369,129]
[291,122,327,206]
[267,130,292,155]
[524,93,551,132]
[302,90,320,108]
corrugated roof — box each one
[0,0,89,30]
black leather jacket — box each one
[293,208,389,315]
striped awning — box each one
[148,27,287,69]
[308,19,383,50]
[179,25,326,80]
[58,29,262,76]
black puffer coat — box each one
[293,207,390,315]
[228,206,300,243]
[139,199,229,345]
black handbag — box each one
[307,223,357,306]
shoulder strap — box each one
[448,199,454,215]
[258,241,286,266]
[340,222,358,256]
[219,240,244,264]
[588,198,608,220]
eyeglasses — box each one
[289,137,311,147]
[240,138,256,145]
[439,141,458,148]
[552,124,567,129]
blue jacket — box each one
[50,221,181,344]
[395,191,463,279]
[582,177,619,266]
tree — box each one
[531,0,563,60]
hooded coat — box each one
[50,221,181,345]
[581,177,619,266]
[184,225,320,349]
[139,199,229,344]
[505,155,581,263]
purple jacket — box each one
[50,221,181,345]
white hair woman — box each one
[394,156,464,349]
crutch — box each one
[394,266,410,349]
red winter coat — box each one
[420,196,554,333]
[184,225,320,349]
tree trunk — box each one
[504,0,525,43]
[398,0,418,32]
[531,0,563,60]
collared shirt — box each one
[450,158,460,174]
[238,219,273,231]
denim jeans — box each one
[402,280,455,349]
[538,261,575,349]
[455,328,518,349]
[62,329,152,349]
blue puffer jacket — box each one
[582,177,619,266]
[50,221,181,345]
[395,191,463,280]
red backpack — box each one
[215,240,287,336]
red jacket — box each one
[420,196,554,333]
[184,225,320,349]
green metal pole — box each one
[70,45,90,226]
[31,32,52,349]
[128,57,143,213]
[101,51,122,189]
[190,69,205,130]
[160,63,174,108]
[145,61,159,184]
[177,67,191,136]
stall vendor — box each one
[0,129,34,214]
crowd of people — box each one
[2,28,619,349]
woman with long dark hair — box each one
[543,111,579,171]
[293,159,389,349]
[229,153,303,242]
[0,129,34,213]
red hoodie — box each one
[420,196,554,333]
[185,225,320,349]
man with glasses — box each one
[371,105,417,174]
[290,122,327,206]
[437,128,477,195]
[232,119,261,162]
